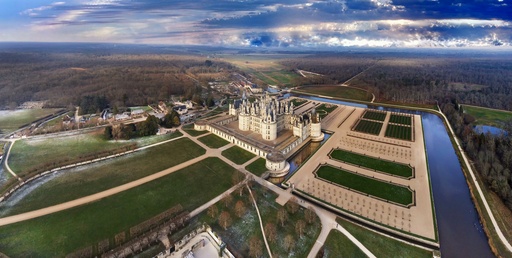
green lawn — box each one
[322,230,368,258]
[8,130,183,178]
[316,104,338,119]
[0,109,62,134]
[385,124,412,141]
[198,134,229,148]
[1,137,205,216]
[0,157,240,258]
[222,146,256,165]
[463,105,512,127]
[182,123,209,137]
[363,111,387,121]
[330,149,413,178]
[296,85,372,102]
[389,114,412,126]
[336,218,433,258]
[291,98,307,106]
[245,158,267,176]
[316,165,413,206]
[353,120,383,135]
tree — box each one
[249,236,263,258]
[283,234,294,252]
[277,207,288,227]
[234,200,246,218]
[264,223,277,243]
[305,206,316,224]
[287,197,299,214]
[222,193,233,208]
[207,205,218,218]
[218,211,232,230]
[104,126,113,140]
[295,219,306,237]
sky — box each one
[1,0,511,48]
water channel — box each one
[286,94,494,258]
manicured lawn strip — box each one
[291,98,307,106]
[198,134,229,149]
[317,104,338,119]
[1,137,205,216]
[330,149,413,178]
[316,165,413,206]
[463,105,512,127]
[0,109,62,134]
[245,158,267,176]
[336,218,432,258]
[181,124,208,137]
[222,146,256,165]
[385,124,412,141]
[322,230,368,258]
[0,157,241,258]
[389,114,412,126]
[8,130,183,177]
[363,111,386,121]
[297,85,372,102]
[354,120,383,135]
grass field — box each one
[353,120,383,135]
[463,105,512,127]
[296,85,372,102]
[330,149,413,178]
[322,230,367,258]
[0,109,62,134]
[222,146,256,165]
[245,158,267,176]
[8,130,183,177]
[336,218,433,258]
[363,110,387,121]
[1,137,205,216]
[389,114,412,126]
[182,123,209,137]
[0,157,241,257]
[316,165,413,206]
[291,98,307,106]
[198,134,229,148]
[316,104,338,119]
[385,124,412,141]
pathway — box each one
[1,139,20,180]
[247,185,273,258]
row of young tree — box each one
[441,98,512,210]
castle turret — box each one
[310,108,324,141]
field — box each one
[353,120,383,135]
[316,104,338,119]
[295,85,372,102]
[0,157,241,257]
[463,105,512,127]
[385,124,412,141]
[198,134,229,148]
[322,230,367,258]
[222,146,256,165]
[0,109,62,134]
[8,130,183,177]
[389,114,412,126]
[182,123,209,137]
[363,110,387,121]
[330,149,413,178]
[245,158,267,176]
[336,218,433,258]
[0,137,205,216]
[315,165,414,206]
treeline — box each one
[104,115,160,140]
[0,51,235,109]
[282,53,512,111]
[441,98,512,210]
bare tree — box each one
[277,207,288,227]
[305,206,316,224]
[234,200,246,218]
[295,219,307,237]
[264,223,277,243]
[283,234,294,252]
[218,211,232,230]
[207,205,218,218]
[222,193,233,208]
[249,236,263,258]
[287,197,299,214]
